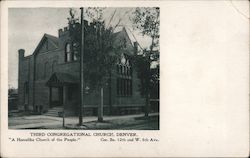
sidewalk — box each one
[9,113,159,129]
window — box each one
[116,54,132,96]
[117,78,132,96]
[65,42,78,62]
[65,43,71,62]
[116,65,119,74]
[51,87,59,101]
[66,43,70,53]
[122,66,125,74]
[72,42,79,61]
[73,51,78,61]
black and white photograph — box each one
[2,1,249,157]
[8,7,160,130]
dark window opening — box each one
[73,51,78,61]
[72,42,79,61]
[116,54,133,96]
[65,43,71,62]
[65,42,78,62]
[117,78,132,96]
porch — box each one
[46,72,79,116]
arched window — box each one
[120,65,122,74]
[72,42,79,61]
[116,54,133,96]
[116,65,119,74]
[65,43,71,62]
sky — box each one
[8,2,248,89]
[8,8,152,88]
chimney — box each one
[133,42,138,54]
[18,49,25,60]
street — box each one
[8,113,159,130]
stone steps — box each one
[44,107,75,117]
[44,107,63,117]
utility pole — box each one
[79,7,84,125]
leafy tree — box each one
[68,8,122,122]
[131,7,160,117]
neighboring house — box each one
[17,20,145,116]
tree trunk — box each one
[98,87,104,122]
[145,81,150,117]
[108,71,112,115]
[145,57,151,117]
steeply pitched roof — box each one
[33,33,59,56]
[44,33,58,46]
[113,30,122,37]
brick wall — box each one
[18,24,146,115]
[18,49,35,111]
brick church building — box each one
[17,20,145,116]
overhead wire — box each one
[107,9,117,28]
[105,8,147,52]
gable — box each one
[38,38,58,53]
[46,72,78,86]
[33,34,58,55]
[38,39,49,53]
[113,28,135,55]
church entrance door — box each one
[49,87,63,108]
